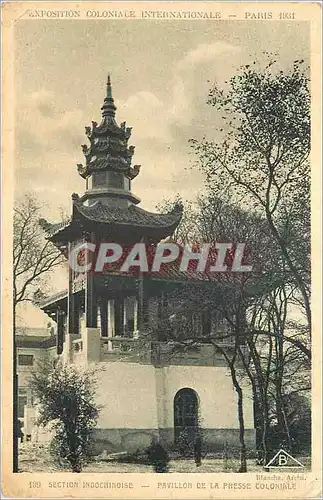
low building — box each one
[16,327,56,440]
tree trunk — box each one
[243,338,271,465]
[261,399,270,465]
[274,325,292,451]
[282,406,292,451]
[229,363,247,472]
[275,386,292,450]
[236,383,247,472]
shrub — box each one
[30,359,100,472]
[146,439,170,472]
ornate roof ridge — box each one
[77,156,141,180]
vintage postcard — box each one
[1,1,322,498]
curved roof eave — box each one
[43,200,182,243]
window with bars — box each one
[174,388,199,441]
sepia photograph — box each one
[1,2,322,498]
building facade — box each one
[16,327,56,441]
[24,77,255,453]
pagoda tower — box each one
[40,76,183,353]
[38,77,255,453]
[77,74,143,211]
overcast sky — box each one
[14,19,309,327]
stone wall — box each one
[90,427,256,454]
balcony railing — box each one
[100,336,149,357]
[98,336,246,366]
[68,326,247,366]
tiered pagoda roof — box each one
[77,75,141,182]
[39,75,182,246]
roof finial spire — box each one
[107,73,112,98]
[101,73,116,118]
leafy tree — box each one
[188,59,311,462]
[156,192,310,468]
[242,283,311,463]
[29,359,100,472]
[191,58,311,330]
[155,58,310,469]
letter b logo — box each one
[278,453,287,466]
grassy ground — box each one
[18,443,311,473]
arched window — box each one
[174,388,199,442]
